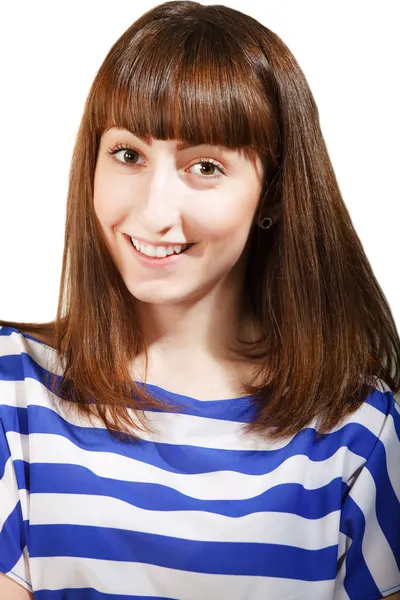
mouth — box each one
[123,234,196,266]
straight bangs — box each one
[89,19,279,164]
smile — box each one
[122,233,196,269]
[130,237,194,258]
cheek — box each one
[93,168,130,227]
[93,169,111,223]
[191,189,260,244]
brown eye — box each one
[200,163,216,176]
[119,149,139,164]
[188,158,225,178]
[107,144,144,166]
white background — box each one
[0,0,399,327]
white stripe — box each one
[0,456,20,533]
[0,330,23,357]
[18,489,29,523]
[7,431,364,501]
[30,492,340,550]
[350,467,400,592]
[0,329,63,372]
[0,455,29,530]
[29,555,335,599]
[333,582,351,600]
[333,401,387,439]
[0,380,28,408]
[374,378,392,394]
[334,531,351,600]
[5,429,30,465]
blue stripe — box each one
[0,406,28,436]
[366,438,400,570]
[29,523,338,580]
[35,592,172,600]
[0,326,18,339]
[364,386,395,415]
[340,495,381,598]
[0,353,27,381]
[394,405,400,441]
[0,403,385,476]
[29,462,343,518]
[0,501,26,572]
[135,380,257,422]
[0,418,11,479]
[14,459,30,492]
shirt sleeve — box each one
[0,416,32,592]
[336,389,400,600]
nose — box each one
[136,167,181,234]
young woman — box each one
[1,1,399,598]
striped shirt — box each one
[0,325,399,599]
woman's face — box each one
[93,127,264,306]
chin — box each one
[124,280,194,306]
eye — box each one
[187,158,226,179]
[106,143,227,178]
[107,143,144,166]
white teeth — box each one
[130,237,190,258]
[156,246,167,258]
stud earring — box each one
[257,216,273,230]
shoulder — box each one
[0,324,55,349]
[0,326,65,471]
[0,324,57,368]
[297,380,400,490]
[330,380,400,486]
[336,383,400,596]
[348,379,399,439]
[0,325,60,411]
[331,378,399,440]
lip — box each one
[123,233,194,269]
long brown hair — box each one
[1,0,399,441]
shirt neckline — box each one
[13,327,256,406]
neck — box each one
[137,276,248,363]
[131,262,262,397]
